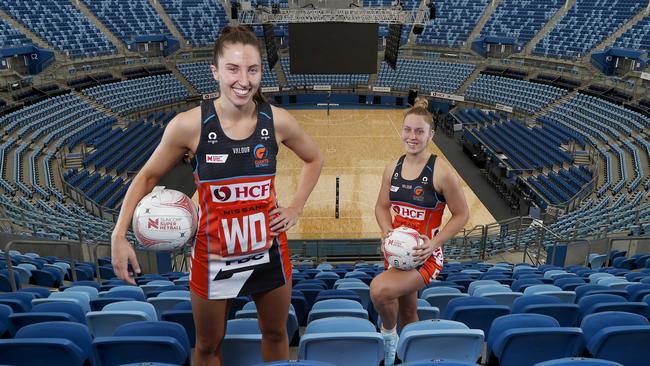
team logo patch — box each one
[210,180,271,203]
[254,144,270,167]
[206,154,228,164]
[413,185,424,201]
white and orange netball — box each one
[132,186,198,251]
[383,226,423,270]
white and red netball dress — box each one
[388,154,446,284]
[190,99,291,300]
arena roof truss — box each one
[239,7,430,25]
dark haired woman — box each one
[111,25,323,364]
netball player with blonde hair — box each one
[111,25,323,365]
[370,97,469,366]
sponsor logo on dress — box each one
[390,185,399,192]
[232,146,250,154]
[392,204,425,220]
[260,128,270,141]
[210,179,272,203]
[206,154,228,163]
[208,131,218,144]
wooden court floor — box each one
[195,109,495,240]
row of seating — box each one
[5,258,649,365]
[177,59,279,95]
[465,74,567,114]
[157,0,229,47]
[416,0,491,47]
[81,0,170,46]
[281,58,370,88]
[0,194,124,243]
[82,74,190,115]
[0,16,31,49]
[480,0,564,46]
[614,13,650,53]
[375,59,475,94]
[0,0,116,57]
[533,0,646,59]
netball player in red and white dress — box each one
[111,26,323,365]
[370,98,469,366]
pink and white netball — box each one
[383,226,422,270]
[132,186,198,251]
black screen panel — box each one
[289,23,378,74]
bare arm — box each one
[431,158,469,249]
[269,107,323,232]
[375,161,397,238]
[111,110,198,282]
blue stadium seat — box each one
[444,296,510,337]
[511,295,580,327]
[396,319,484,363]
[534,357,623,366]
[488,314,583,366]
[222,318,264,366]
[93,321,189,366]
[581,311,650,366]
[578,294,647,318]
[298,317,384,366]
[307,299,368,323]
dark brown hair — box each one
[404,96,433,128]
[212,25,266,103]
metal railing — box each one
[3,240,79,291]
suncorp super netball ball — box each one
[132,186,198,251]
[384,226,423,270]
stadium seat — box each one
[422,287,469,316]
[0,321,93,366]
[0,304,13,337]
[581,311,650,366]
[86,301,157,337]
[298,317,384,366]
[534,357,623,366]
[511,295,580,327]
[94,321,190,366]
[523,285,576,303]
[396,319,484,363]
[578,294,647,318]
[444,296,510,337]
[161,309,195,348]
[307,298,368,323]
[222,318,264,366]
[488,314,583,366]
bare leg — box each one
[191,291,230,366]
[370,268,425,330]
[397,291,420,330]
[253,280,292,361]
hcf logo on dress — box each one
[210,179,272,203]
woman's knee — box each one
[194,336,224,356]
[260,324,287,343]
[370,279,396,303]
